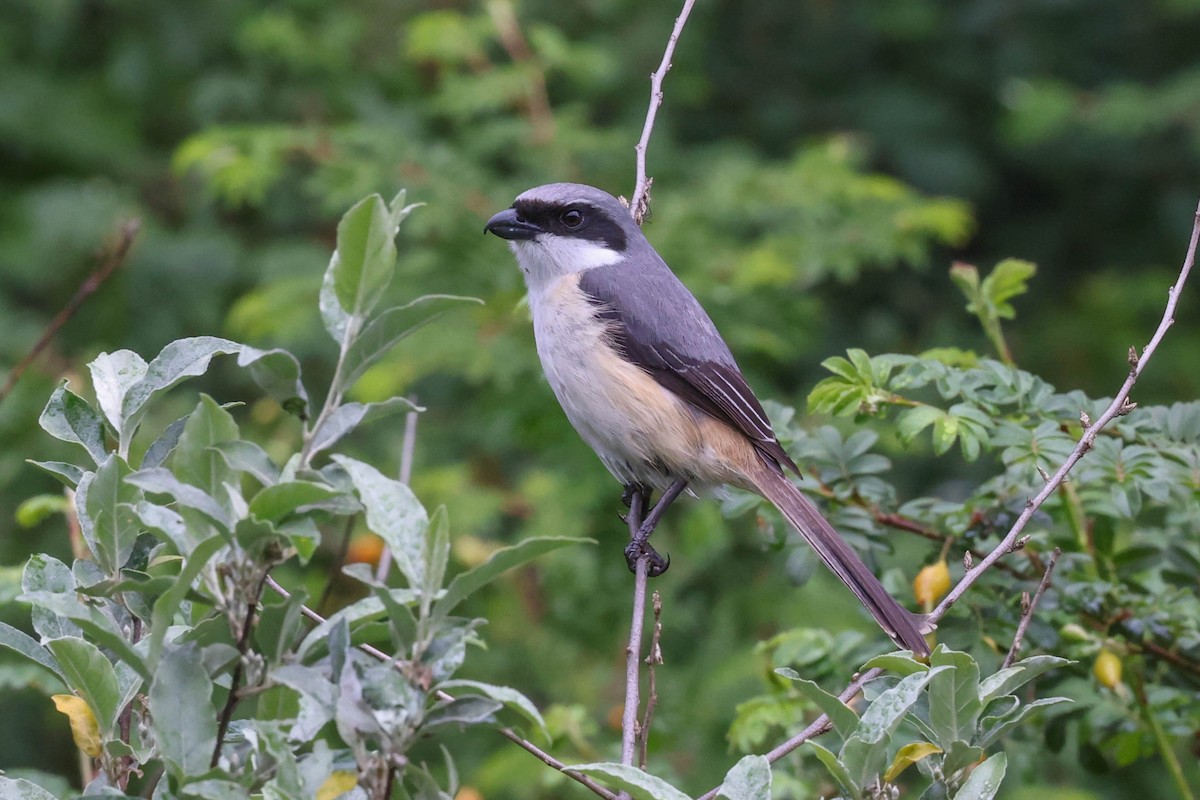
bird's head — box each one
[485,183,642,286]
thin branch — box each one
[376,402,419,583]
[263,575,620,800]
[874,511,1026,579]
[1002,547,1061,669]
[0,218,141,404]
[697,198,1200,797]
[620,492,651,784]
[639,591,664,770]
[629,0,698,225]
[487,0,555,146]
[212,573,268,768]
[931,199,1198,622]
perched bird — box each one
[486,182,930,655]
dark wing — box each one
[579,265,798,474]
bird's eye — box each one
[560,209,584,229]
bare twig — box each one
[1002,548,1061,669]
[376,403,419,583]
[930,199,1198,622]
[0,218,141,404]
[619,493,652,799]
[639,591,664,769]
[264,575,620,800]
[629,0,698,224]
[487,0,556,146]
[697,199,1200,796]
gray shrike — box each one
[486,182,930,655]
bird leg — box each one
[623,479,687,578]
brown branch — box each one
[697,198,1200,798]
[629,0,698,225]
[487,0,555,146]
[264,575,620,800]
[0,218,141,404]
[1002,547,1061,669]
[639,591,664,769]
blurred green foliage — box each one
[2,0,1199,797]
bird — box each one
[485,182,931,656]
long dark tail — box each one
[752,467,931,656]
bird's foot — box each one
[624,538,670,577]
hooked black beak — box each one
[485,208,542,240]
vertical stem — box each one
[1134,671,1196,800]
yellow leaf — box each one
[883,741,943,783]
[317,770,360,800]
[913,560,951,608]
[51,694,102,757]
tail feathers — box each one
[753,468,932,656]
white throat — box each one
[511,234,623,294]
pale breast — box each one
[529,274,757,489]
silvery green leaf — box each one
[39,385,107,465]
[150,642,217,779]
[307,396,422,458]
[716,754,772,800]
[88,350,148,434]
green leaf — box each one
[0,621,63,683]
[26,460,87,488]
[19,591,149,682]
[332,456,429,589]
[237,345,309,418]
[151,642,217,780]
[331,194,397,319]
[979,656,1072,705]
[147,534,227,671]
[308,396,423,457]
[340,295,482,390]
[949,262,981,309]
[896,405,945,445]
[942,740,985,777]
[23,554,81,641]
[119,336,243,452]
[859,652,931,676]
[88,350,148,434]
[928,648,982,746]
[805,741,860,798]
[172,395,239,499]
[951,752,1006,800]
[0,777,59,799]
[883,741,942,783]
[774,671,858,739]
[82,454,141,576]
[46,637,122,733]
[979,696,1071,748]
[422,695,502,728]
[980,259,1036,320]
[295,590,418,662]
[438,679,547,739]
[433,536,593,620]
[16,494,67,529]
[716,755,771,800]
[211,440,280,486]
[423,506,451,614]
[570,763,692,800]
[248,481,341,523]
[141,414,190,470]
[39,384,107,465]
[858,666,950,745]
[126,467,233,530]
[319,257,351,342]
